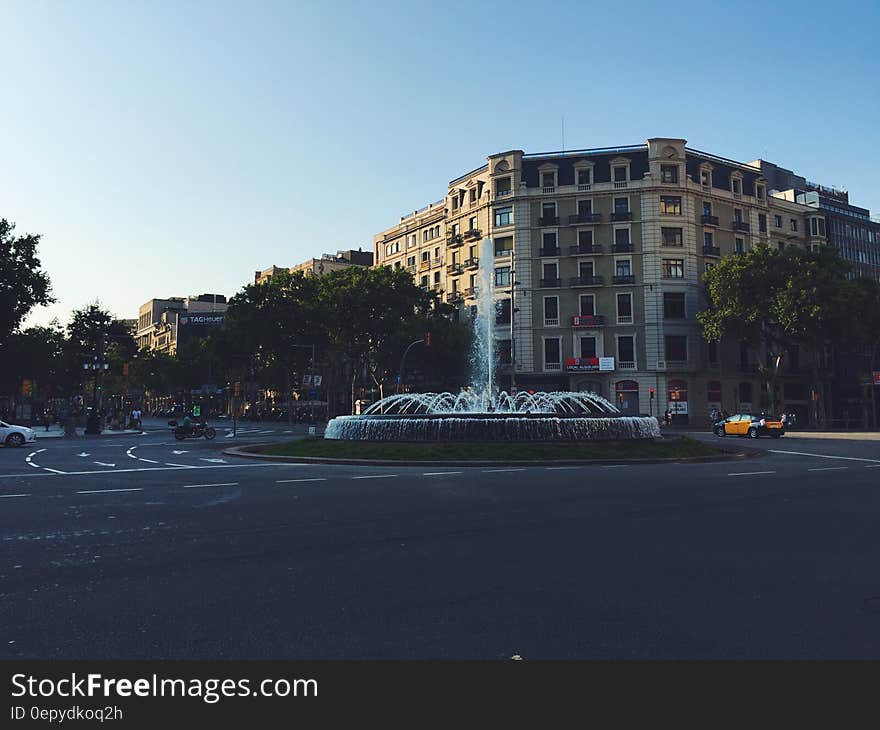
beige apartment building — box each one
[136,294,227,355]
[254,249,373,285]
[374,138,829,424]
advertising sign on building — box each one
[179,314,225,326]
[598,357,615,372]
[669,401,688,415]
[874,372,880,386]
[565,357,599,372]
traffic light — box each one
[234,381,241,397]
[122,363,129,376]
[425,332,432,348]
[649,387,655,400]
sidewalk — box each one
[34,424,145,439]
[673,428,880,441]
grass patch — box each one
[258,436,722,462]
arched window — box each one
[668,379,688,402]
[615,380,639,392]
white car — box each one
[0,420,37,447]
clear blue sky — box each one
[3,0,878,328]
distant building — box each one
[136,294,227,354]
[751,160,880,281]
[254,249,373,285]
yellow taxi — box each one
[713,414,785,439]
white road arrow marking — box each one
[93,461,116,467]
[199,458,226,463]
[77,452,91,457]
[172,450,189,455]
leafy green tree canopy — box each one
[0,219,54,346]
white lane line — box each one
[165,462,195,468]
[93,461,116,467]
[1,463,295,477]
[0,473,54,479]
[76,488,143,495]
[352,474,398,480]
[0,494,30,499]
[41,467,67,474]
[276,478,327,484]
[602,465,630,469]
[183,481,239,487]
[770,449,880,463]
[865,465,880,469]
[545,466,579,470]
[482,468,527,473]
[728,471,776,476]
[808,467,849,472]
[422,472,463,476]
[137,458,159,464]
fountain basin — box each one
[324,413,660,442]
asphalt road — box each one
[1,422,879,659]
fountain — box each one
[325,237,660,442]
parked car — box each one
[0,420,37,447]
[713,414,785,439]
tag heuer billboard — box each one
[179,314,225,326]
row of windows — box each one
[540,333,693,369]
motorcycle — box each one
[168,420,216,440]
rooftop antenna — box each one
[561,116,565,152]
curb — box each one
[223,442,765,467]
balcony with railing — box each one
[732,220,750,232]
[539,278,561,288]
[431,258,444,268]
[571,314,605,327]
[701,214,719,226]
[464,258,479,270]
[568,243,603,255]
[570,275,604,287]
[538,215,560,226]
[610,211,632,222]
[544,361,562,371]
[612,275,636,285]
[543,316,559,327]
[538,246,560,257]
[613,181,628,189]
[465,228,482,240]
[495,188,513,199]
[542,185,556,194]
[446,262,464,275]
[702,246,721,257]
[448,291,464,304]
[618,360,636,369]
[464,287,476,299]
[447,234,464,247]
[419,259,431,271]
[568,213,602,225]
[612,242,634,253]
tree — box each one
[698,244,851,422]
[318,267,434,412]
[66,303,136,411]
[0,219,54,347]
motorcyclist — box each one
[182,412,193,434]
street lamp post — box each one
[398,339,425,396]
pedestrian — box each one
[663,408,672,427]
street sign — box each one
[312,375,322,386]
[302,374,312,386]
[308,390,318,399]
[193,405,201,417]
